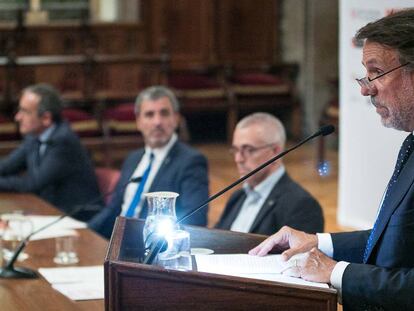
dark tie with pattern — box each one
[363,133,414,263]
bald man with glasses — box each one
[215,112,324,235]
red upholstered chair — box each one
[227,64,300,139]
[0,114,18,140]
[167,70,233,141]
[102,103,137,136]
[62,108,101,137]
[95,167,121,204]
[102,102,190,142]
[99,103,143,166]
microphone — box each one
[142,125,336,264]
[0,204,99,279]
[129,176,143,183]
[0,176,142,279]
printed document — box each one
[195,254,329,289]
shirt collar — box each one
[145,133,177,158]
[243,165,286,199]
[38,124,56,143]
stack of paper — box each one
[195,254,329,289]
[38,266,104,300]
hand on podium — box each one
[249,226,336,283]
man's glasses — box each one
[356,62,409,89]
[229,143,276,158]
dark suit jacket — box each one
[88,140,209,239]
[215,173,324,235]
[330,150,414,311]
[0,122,102,221]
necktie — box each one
[125,153,154,218]
[363,133,414,262]
[35,139,42,164]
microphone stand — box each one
[0,212,73,278]
[0,176,142,279]
[143,125,335,264]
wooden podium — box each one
[105,217,337,311]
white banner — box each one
[339,1,413,229]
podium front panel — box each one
[105,217,337,311]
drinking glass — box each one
[53,235,79,265]
[1,213,33,261]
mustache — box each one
[150,126,165,133]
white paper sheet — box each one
[38,265,103,284]
[30,228,78,240]
[195,254,287,274]
[52,282,104,300]
[27,216,86,240]
[195,254,329,289]
[38,266,104,301]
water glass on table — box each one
[1,213,33,261]
[54,235,79,265]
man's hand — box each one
[284,248,337,283]
[249,226,318,260]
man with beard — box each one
[249,9,414,311]
[88,86,209,239]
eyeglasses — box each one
[229,143,277,158]
[356,62,410,89]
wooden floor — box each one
[196,141,345,233]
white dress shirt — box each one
[317,233,349,296]
[230,166,285,233]
[121,133,177,217]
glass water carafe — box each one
[142,192,179,250]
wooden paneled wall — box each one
[143,0,281,70]
[0,22,167,113]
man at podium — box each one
[250,9,414,311]
[89,86,209,239]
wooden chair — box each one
[0,113,18,141]
[167,69,234,141]
[95,167,121,204]
[226,63,301,139]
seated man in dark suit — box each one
[88,86,209,239]
[249,9,414,311]
[0,83,102,221]
[216,112,323,235]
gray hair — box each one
[134,86,180,115]
[355,8,414,68]
[22,83,62,123]
[236,112,286,149]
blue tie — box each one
[363,134,414,262]
[125,153,154,218]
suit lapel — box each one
[27,137,40,167]
[249,173,288,232]
[366,152,414,260]
[127,150,145,180]
[41,122,61,160]
[221,191,247,229]
[149,141,177,191]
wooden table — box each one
[0,193,108,311]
